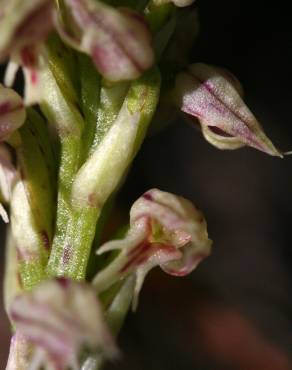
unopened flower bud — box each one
[174,63,282,156]
[0,0,53,65]
[59,0,154,81]
[10,278,117,370]
[93,188,211,308]
[0,84,26,141]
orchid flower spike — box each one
[93,188,211,309]
[0,0,53,66]
[9,278,117,370]
[58,0,154,81]
[0,84,26,141]
[174,63,282,157]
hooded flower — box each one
[93,188,211,308]
[174,63,282,156]
[58,0,154,81]
[9,278,117,370]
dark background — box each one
[1,0,292,369]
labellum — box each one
[174,63,282,156]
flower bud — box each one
[0,0,53,65]
[174,63,282,156]
[0,84,26,142]
[59,0,154,81]
[10,278,117,370]
[93,188,211,308]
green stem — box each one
[48,68,161,280]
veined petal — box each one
[174,63,282,157]
[0,85,26,141]
[61,0,154,81]
[93,189,211,308]
[10,278,117,370]
[0,0,53,65]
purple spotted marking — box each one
[142,192,153,201]
[56,277,70,288]
[62,244,72,266]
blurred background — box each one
[1,0,292,369]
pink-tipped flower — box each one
[174,63,282,157]
[0,0,53,66]
[0,85,26,141]
[59,0,154,81]
[9,278,117,370]
[93,188,211,308]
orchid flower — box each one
[174,63,282,156]
[8,278,117,370]
[58,0,154,81]
[93,189,212,308]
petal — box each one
[0,0,53,63]
[174,63,282,156]
[10,278,117,370]
[62,0,154,81]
